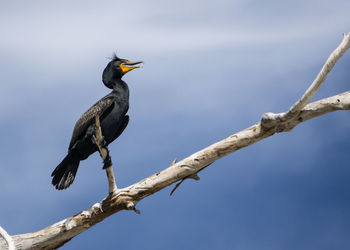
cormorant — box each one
[51,54,143,190]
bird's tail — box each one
[51,154,80,190]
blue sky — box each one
[0,1,350,249]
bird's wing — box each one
[111,115,129,142]
[68,94,115,150]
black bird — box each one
[51,54,143,190]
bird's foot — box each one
[103,154,112,169]
[100,137,108,148]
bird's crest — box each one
[108,52,120,61]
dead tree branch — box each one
[1,32,349,250]
[261,32,350,129]
[94,115,118,194]
[0,226,15,250]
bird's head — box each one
[102,53,143,89]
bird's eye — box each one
[114,61,121,67]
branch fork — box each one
[169,158,203,195]
[261,32,350,131]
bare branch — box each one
[2,90,349,250]
[1,33,349,250]
[0,226,15,250]
[262,32,350,128]
[94,115,118,194]
[290,33,350,112]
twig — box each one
[94,115,118,194]
[169,157,204,196]
[0,226,15,250]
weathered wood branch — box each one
[261,32,350,128]
[0,226,15,250]
[1,33,349,250]
[94,115,118,193]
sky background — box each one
[0,1,350,249]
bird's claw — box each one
[101,137,108,147]
[103,155,112,169]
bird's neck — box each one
[112,79,129,99]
